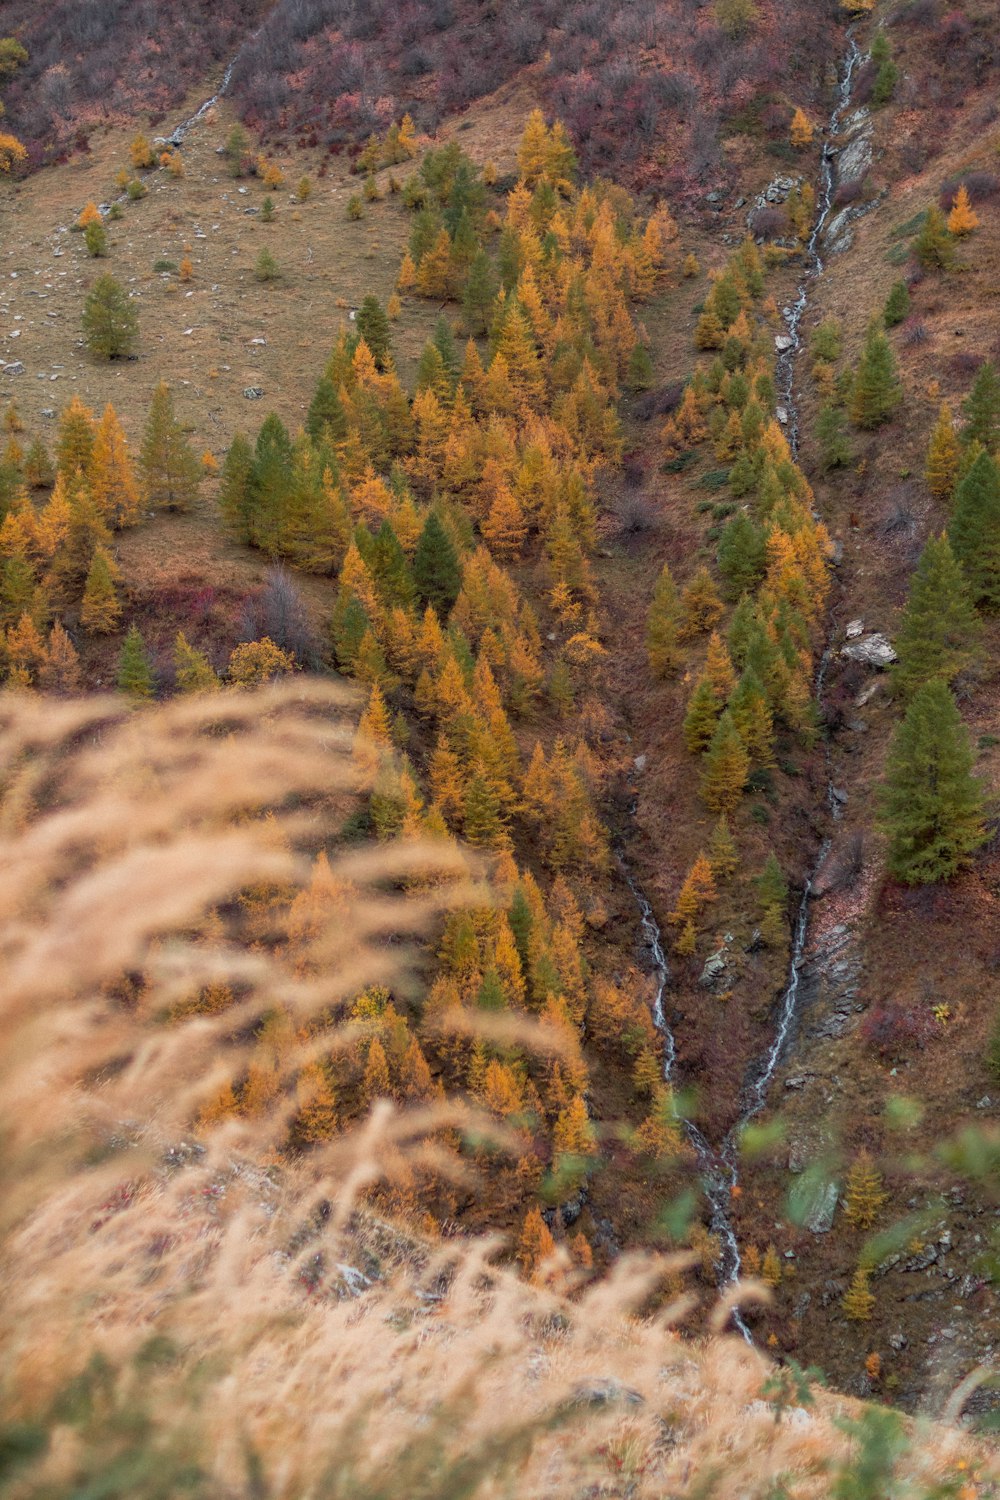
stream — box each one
[624,28,863,1341]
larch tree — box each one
[948,451,1000,610]
[851,322,901,429]
[90,403,141,528]
[82,274,139,359]
[413,509,461,617]
[80,547,122,633]
[117,625,155,700]
[141,383,201,513]
[646,562,682,676]
[892,534,979,698]
[962,361,1000,451]
[879,678,986,884]
[844,1149,887,1229]
[947,184,978,237]
[173,631,219,693]
[925,402,960,500]
[700,709,750,813]
[789,108,813,147]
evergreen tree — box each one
[646,562,681,676]
[80,547,121,633]
[173,630,219,692]
[949,451,1000,610]
[356,294,391,369]
[925,402,960,500]
[851,322,901,429]
[879,679,986,884]
[892,534,979,698]
[756,853,788,946]
[141,383,200,513]
[413,509,461,617]
[842,1265,875,1322]
[626,342,654,392]
[883,279,910,328]
[683,676,722,753]
[717,513,767,598]
[306,376,347,447]
[117,625,155,700]
[844,1149,887,1229]
[462,249,497,333]
[708,814,739,880]
[913,205,954,272]
[962,361,1000,451]
[82,274,139,359]
[218,432,256,542]
[700,709,750,813]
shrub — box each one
[84,220,107,258]
[126,178,147,200]
[254,248,281,282]
[347,193,364,219]
[82,273,139,359]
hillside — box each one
[3,0,1000,1490]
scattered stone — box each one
[841,632,896,668]
[785,1074,808,1090]
[705,190,723,204]
[243,386,264,400]
[633,754,647,773]
[250,337,267,346]
[40,407,54,418]
[2,360,25,375]
[845,619,864,639]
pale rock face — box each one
[841,633,897,668]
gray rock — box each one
[888,1331,908,1351]
[977,1096,992,1109]
[841,632,896,668]
[699,950,728,987]
[40,407,55,418]
[573,1379,644,1407]
[2,360,25,375]
[831,786,848,805]
[705,190,723,204]
[805,1180,839,1234]
[776,405,789,424]
[845,618,864,639]
[243,386,264,400]
[775,334,794,352]
[824,206,856,256]
[633,754,647,773]
[836,130,873,184]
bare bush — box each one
[902,319,929,347]
[239,567,319,664]
[634,381,684,421]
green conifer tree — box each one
[82,273,139,359]
[756,853,788,946]
[851,322,901,429]
[462,249,498,333]
[729,668,776,767]
[117,624,155,700]
[717,513,767,599]
[141,382,200,513]
[962,361,1000,452]
[879,679,986,884]
[700,709,750,813]
[948,451,1000,610]
[356,294,392,369]
[217,432,256,543]
[683,676,722,753]
[883,279,910,328]
[646,562,682,676]
[413,509,461,617]
[893,534,979,697]
[913,205,954,272]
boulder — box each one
[836,130,873,184]
[841,632,896,668]
[243,386,264,400]
[2,360,25,376]
[699,950,728,987]
[775,334,794,352]
[805,1180,839,1234]
[845,618,864,639]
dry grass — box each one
[0,686,991,1499]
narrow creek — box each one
[623,27,863,1340]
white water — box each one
[622,28,862,1342]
